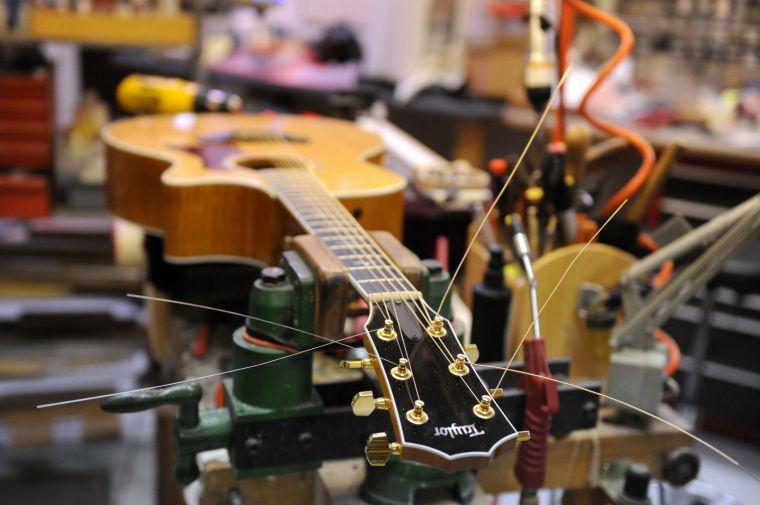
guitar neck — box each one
[262,169,416,302]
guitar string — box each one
[39,295,752,483]
[43,117,754,477]
[265,168,488,410]
[472,362,745,468]
[256,128,426,346]
[37,312,384,410]
[260,173,410,330]
[261,131,489,410]
[251,125,414,311]
[435,60,575,317]
[397,61,588,424]
[270,173,423,404]
[261,123,440,339]
[302,124,517,418]
[125,293,384,355]
[302,122,457,335]
[383,296,420,400]
[261,120,438,330]
[259,147,426,403]
[259,125,422,301]
[258,175,400,326]
[294,185,487,410]
[493,199,627,391]
[267,170,439,407]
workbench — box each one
[188,405,693,504]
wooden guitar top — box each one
[103,113,407,265]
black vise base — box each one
[230,358,600,473]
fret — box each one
[312,226,356,233]
[319,236,372,247]
[321,236,353,244]
[346,265,396,271]
[262,168,413,301]
[327,245,373,256]
[336,253,386,260]
[367,291,422,303]
[342,261,394,272]
[357,277,408,285]
[299,212,354,222]
[351,271,406,288]
[315,230,370,241]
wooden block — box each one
[200,462,330,505]
[28,8,196,47]
[292,234,350,340]
[370,230,424,289]
[506,243,636,379]
[477,405,693,493]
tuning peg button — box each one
[463,343,479,363]
[351,391,389,416]
[339,358,373,369]
[365,432,402,466]
[427,316,447,338]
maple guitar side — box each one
[103,113,407,265]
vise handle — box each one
[101,383,203,428]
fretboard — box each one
[262,169,414,300]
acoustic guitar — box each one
[104,113,521,471]
[104,113,406,265]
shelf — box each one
[27,8,196,47]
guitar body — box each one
[104,114,524,472]
[103,113,406,265]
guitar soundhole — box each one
[237,157,302,170]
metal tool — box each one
[607,194,760,414]
[507,214,559,505]
[100,232,597,502]
[470,244,512,362]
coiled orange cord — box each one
[555,0,656,216]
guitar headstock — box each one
[349,295,523,472]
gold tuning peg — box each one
[364,432,402,466]
[351,391,389,416]
[463,343,479,363]
[339,358,373,369]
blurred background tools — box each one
[1,0,759,504]
[116,74,244,115]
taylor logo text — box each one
[433,423,486,439]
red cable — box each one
[191,325,210,358]
[515,339,559,490]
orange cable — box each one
[553,0,576,143]
[655,328,681,377]
[558,0,656,215]
[242,328,299,354]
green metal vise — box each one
[101,240,456,490]
[102,249,324,483]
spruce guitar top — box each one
[103,113,406,265]
[103,113,522,471]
